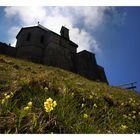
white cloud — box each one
[8,26,21,46]
[108,7,127,25]
[70,7,108,30]
[5,7,47,26]
[4,7,109,52]
[70,28,99,52]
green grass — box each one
[0,54,140,134]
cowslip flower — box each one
[81,103,85,108]
[5,95,10,99]
[44,87,48,92]
[132,115,136,119]
[128,113,132,116]
[123,114,127,119]
[28,101,32,108]
[53,101,57,108]
[44,98,57,113]
[132,111,136,114]
[121,124,128,130]
[4,93,7,97]
[83,114,88,119]
[63,88,67,93]
[107,130,111,133]
[1,99,5,104]
[89,95,93,99]
[24,106,30,111]
[71,92,74,96]
[128,117,132,120]
[93,103,97,108]
[47,98,53,103]
[129,98,135,104]
[23,101,32,111]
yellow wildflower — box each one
[128,113,132,116]
[1,99,5,104]
[138,112,140,116]
[123,114,127,119]
[132,111,136,114]
[107,130,111,133]
[121,103,124,106]
[28,101,32,108]
[128,117,131,120]
[4,93,7,97]
[5,95,10,99]
[121,124,128,130]
[133,100,136,103]
[44,87,48,92]
[83,114,88,119]
[24,106,30,111]
[71,92,74,96]
[63,88,67,93]
[81,103,85,108]
[93,103,97,108]
[91,92,98,97]
[129,98,132,103]
[44,98,57,113]
[132,115,136,119]
[53,101,57,108]
[89,95,93,99]
[47,98,53,103]
[129,98,135,104]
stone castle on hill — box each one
[0,24,108,84]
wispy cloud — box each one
[8,26,20,46]
[104,7,127,25]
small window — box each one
[40,35,44,43]
[26,32,31,41]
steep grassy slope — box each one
[0,54,140,134]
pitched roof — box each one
[16,24,50,39]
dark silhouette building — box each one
[0,24,108,84]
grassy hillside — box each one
[0,54,140,134]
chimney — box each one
[60,26,70,40]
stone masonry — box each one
[0,24,108,84]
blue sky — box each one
[0,7,140,92]
[95,7,140,92]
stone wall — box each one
[76,50,100,81]
[97,66,108,84]
[0,42,16,57]
[16,45,43,63]
[43,33,77,72]
[16,27,50,63]
[16,27,49,49]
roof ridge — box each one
[38,24,50,32]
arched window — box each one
[26,32,31,41]
[40,35,44,43]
